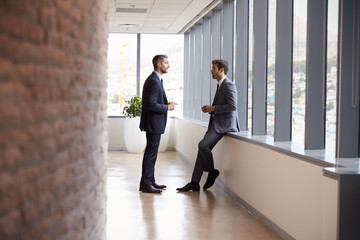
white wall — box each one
[173,118,338,240]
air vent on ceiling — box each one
[116,8,148,14]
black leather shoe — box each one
[176,182,200,192]
[153,182,166,189]
[140,185,162,193]
[203,169,220,190]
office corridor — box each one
[106,151,282,240]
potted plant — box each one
[122,95,171,153]
[122,96,142,118]
[122,96,146,153]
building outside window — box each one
[248,0,254,130]
[292,0,307,145]
[140,34,184,118]
[107,34,137,116]
[267,0,276,137]
[326,0,339,151]
[107,0,340,153]
[107,33,184,117]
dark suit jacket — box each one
[139,71,168,134]
[211,77,240,133]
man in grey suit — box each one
[177,59,239,192]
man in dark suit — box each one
[177,59,239,192]
[139,55,176,193]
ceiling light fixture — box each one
[116,8,148,14]
[116,23,141,29]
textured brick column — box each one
[0,0,109,239]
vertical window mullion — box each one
[274,0,293,141]
[337,0,360,158]
[305,0,327,149]
[252,0,268,135]
[136,34,141,96]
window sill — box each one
[180,117,360,171]
[227,131,360,171]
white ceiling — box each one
[108,0,222,34]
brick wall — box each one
[0,0,108,239]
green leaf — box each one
[122,96,142,118]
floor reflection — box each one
[140,194,156,240]
[106,151,281,240]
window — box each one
[326,0,339,150]
[107,34,184,117]
[107,34,137,116]
[267,0,276,137]
[182,0,359,158]
[248,0,254,130]
[292,0,307,144]
[140,34,184,118]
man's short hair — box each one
[152,55,168,69]
[212,59,229,75]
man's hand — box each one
[201,105,214,113]
[168,102,177,111]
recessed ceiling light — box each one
[116,24,140,29]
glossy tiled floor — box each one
[106,151,282,240]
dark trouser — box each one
[140,133,161,187]
[191,126,224,183]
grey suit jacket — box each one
[210,77,239,133]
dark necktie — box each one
[212,84,219,106]
[160,79,168,103]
